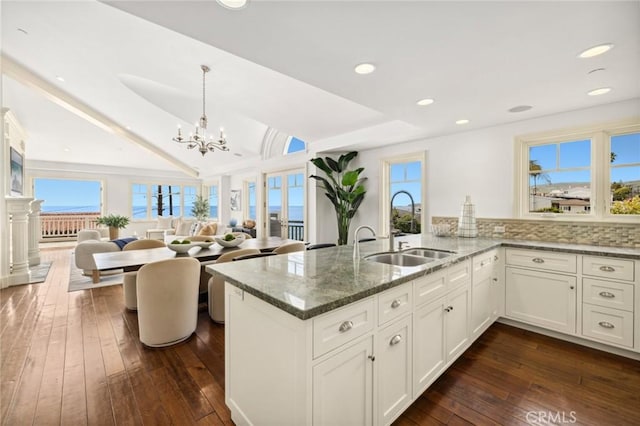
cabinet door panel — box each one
[506,267,576,334]
[413,297,446,397]
[445,284,470,360]
[313,336,373,426]
[471,273,493,339]
[378,316,412,425]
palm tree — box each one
[529,160,551,211]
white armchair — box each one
[74,239,121,283]
[137,257,200,347]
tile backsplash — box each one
[432,217,640,248]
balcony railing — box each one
[288,220,304,241]
[41,213,100,241]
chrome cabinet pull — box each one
[368,355,376,362]
[599,291,615,298]
[389,335,402,346]
[391,299,401,309]
[570,286,575,290]
[532,258,545,264]
[444,306,454,313]
[598,321,615,329]
[338,320,353,333]
[599,265,615,272]
[494,255,499,261]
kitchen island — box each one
[208,235,640,426]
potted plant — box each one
[96,214,130,240]
[309,151,367,245]
[191,195,210,222]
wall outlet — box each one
[494,225,506,233]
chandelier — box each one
[173,65,229,156]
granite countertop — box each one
[208,234,640,320]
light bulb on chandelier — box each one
[173,65,229,156]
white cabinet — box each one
[413,260,472,398]
[581,255,636,349]
[377,315,412,425]
[313,336,374,426]
[471,249,500,339]
[505,249,577,334]
[413,295,445,397]
[505,266,576,334]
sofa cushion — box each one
[175,219,196,236]
[156,216,173,230]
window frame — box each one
[514,119,640,222]
[379,152,427,236]
[130,182,202,221]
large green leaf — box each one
[326,157,341,173]
[338,151,358,171]
[310,157,333,176]
[342,170,360,187]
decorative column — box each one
[28,199,44,266]
[6,197,34,286]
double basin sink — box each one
[365,248,455,267]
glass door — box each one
[265,170,305,240]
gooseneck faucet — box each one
[353,225,376,260]
[390,190,416,251]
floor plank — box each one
[1,248,639,426]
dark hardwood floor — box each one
[1,248,639,425]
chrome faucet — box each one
[353,225,376,260]
[390,190,416,252]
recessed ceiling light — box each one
[56,76,65,82]
[216,0,248,10]
[63,147,70,152]
[354,63,376,75]
[578,43,614,59]
[456,119,470,125]
[587,87,612,96]
[508,105,533,113]
[416,98,435,106]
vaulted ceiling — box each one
[2,1,639,179]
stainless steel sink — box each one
[364,252,432,267]
[402,248,456,259]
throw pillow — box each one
[189,221,202,236]
[172,216,183,235]
[198,223,218,236]
[175,219,195,236]
[156,216,173,230]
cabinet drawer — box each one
[447,260,471,290]
[378,282,412,326]
[414,270,447,307]
[582,304,633,348]
[313,297,375,358]
[583,278,634,312]
[582,256,635,282]
[506,249,576,274]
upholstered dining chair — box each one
[122,239,166,311]
[207,248,260,323]
[137,257,200,347]
[273,241,306,254]
[232,252,277,261]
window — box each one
[183,186,197,218]
[381,153,426,236]
[34,178,102,214]
[516,120,640,220]
[130,183,198,219]
[284,136,306,155]
[610,132,640,215]
[209,185,219,220]
[245,180,257,220]
[528,139,591,214]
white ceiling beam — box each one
[1,54,199,178]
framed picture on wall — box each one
[230,189,241,211]
[10,147,23,195]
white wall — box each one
[329,99,640,242]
